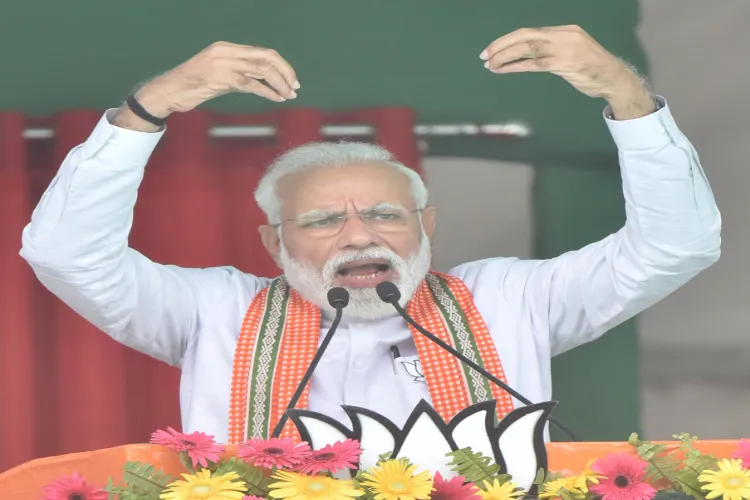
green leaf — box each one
[673,433,718,500]
[630,432,717,500]
[533,467,549,486]
[629,433,681,488]
[214,457,271,497]
[353,481,377,500]
[540,469,563,484]
[559,487,581,500]
[104,478,162,500]
[119,461,174,496]
[105,477,118,500]
[352,469,378,500]
[446,448,505,488]
[179,451,196,474]
[654,491,697,500]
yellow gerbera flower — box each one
[569,464,603,494]
[479,478,524,500]
[359,459,434,500]
[160,469,246,500]
[538,477,587,499]
[268,470,364,500]
[699,458,750,500]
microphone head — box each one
[375,281,401,303]
[327,287,350,309]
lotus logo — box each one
[287,399,556,492]
[401,359,426,383]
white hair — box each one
[254,141,429,224]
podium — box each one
[0,399,742,499]
[0,440,739,499]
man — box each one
[20,26,721,443]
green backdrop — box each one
[1,0,647,441]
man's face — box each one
[259,162,436,319]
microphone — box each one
[271,287,350,438]
[376,281,578,441]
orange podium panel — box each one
[0,441,741,499]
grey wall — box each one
[637,0,750,439]
[424,158,535,271]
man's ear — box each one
[258,225,283,268]
[420,206,436,242]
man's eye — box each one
[302,216,341,228]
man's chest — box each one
[307,320,433,428]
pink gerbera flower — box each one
[432,472,481,500]
[590,453,657,500]
[732,439,750,468]
[238,437,312,469]
[296,439,363,474]
[149,426,224,469]
[41,473,107,500]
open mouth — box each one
[335,259,393,287]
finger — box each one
[235,76,287,102]
[484,40,551,71]
[207,42,300,90]
[222,58,295,99]
[258,49,300,91]
[491,57,554,74]
[245,61,296,100]
[236,47,299,90]
[480,27,553,60]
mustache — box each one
[323,247,403,276]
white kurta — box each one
[19,98,721,442]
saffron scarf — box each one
[228,271,514,443]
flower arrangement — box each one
[39,430,750,500]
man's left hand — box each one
[481,25,655,119]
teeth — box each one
[347,270,384,280]
[352,273,378,279]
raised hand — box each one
[480,25,655,119]
[115,41,300,130]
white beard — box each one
[280,232,432,321]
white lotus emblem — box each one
[401,360,426,383]
[287,399,556,492]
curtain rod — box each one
[21,122,530,140]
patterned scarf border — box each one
[229,272,514,443]
[424,272,515,419]
[228,278,320,443]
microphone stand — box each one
[385,295,578,441]
[270,291,348,439]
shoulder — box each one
[446,256,546,292]
[163,264,274,312]
[442,256,559,315]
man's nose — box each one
[335,214,378,249]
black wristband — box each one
[126,94,168,126]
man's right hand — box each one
[113,41,300,131]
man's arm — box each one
[19,41,299,366]
[531,98,719,355]
[477,26,720,354]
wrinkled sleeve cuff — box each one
[79,109,166,166]
[603,96,685,151]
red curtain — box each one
[0,106,421,472]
